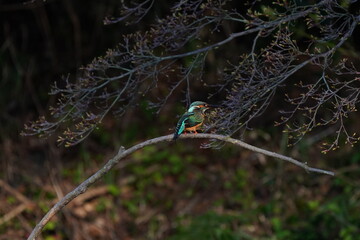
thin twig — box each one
[0,180,35,226]
[0,180,33,205]
[27,133,334,239]
[0,204,29,226]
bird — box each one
[173,101,210,140]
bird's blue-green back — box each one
[173,109,205,140]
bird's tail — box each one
[173,131,180,140]
[173,120,185,140]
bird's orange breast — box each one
[185,122,203,132]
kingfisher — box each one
[173,101,210,140]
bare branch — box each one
[23,0,360,150]
[104,0,155,25]
[27,133,334,240]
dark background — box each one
[1,0,360,239]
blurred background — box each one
[1,0,360,239]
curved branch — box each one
[27,133,334,239]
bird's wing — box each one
[177,112,194,133]
[173,112,194,140]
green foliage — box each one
[122,199,140,215]
[44,236,57,240]
[39,202,51,213]
[6,196,16,204]
[74,162,85,184]
[270,217,291,239]
[43,221,56,232]
[96,197,111,212]
[169,212,251,240]
[108,184,121,196]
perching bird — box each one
[173,101,210,140]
